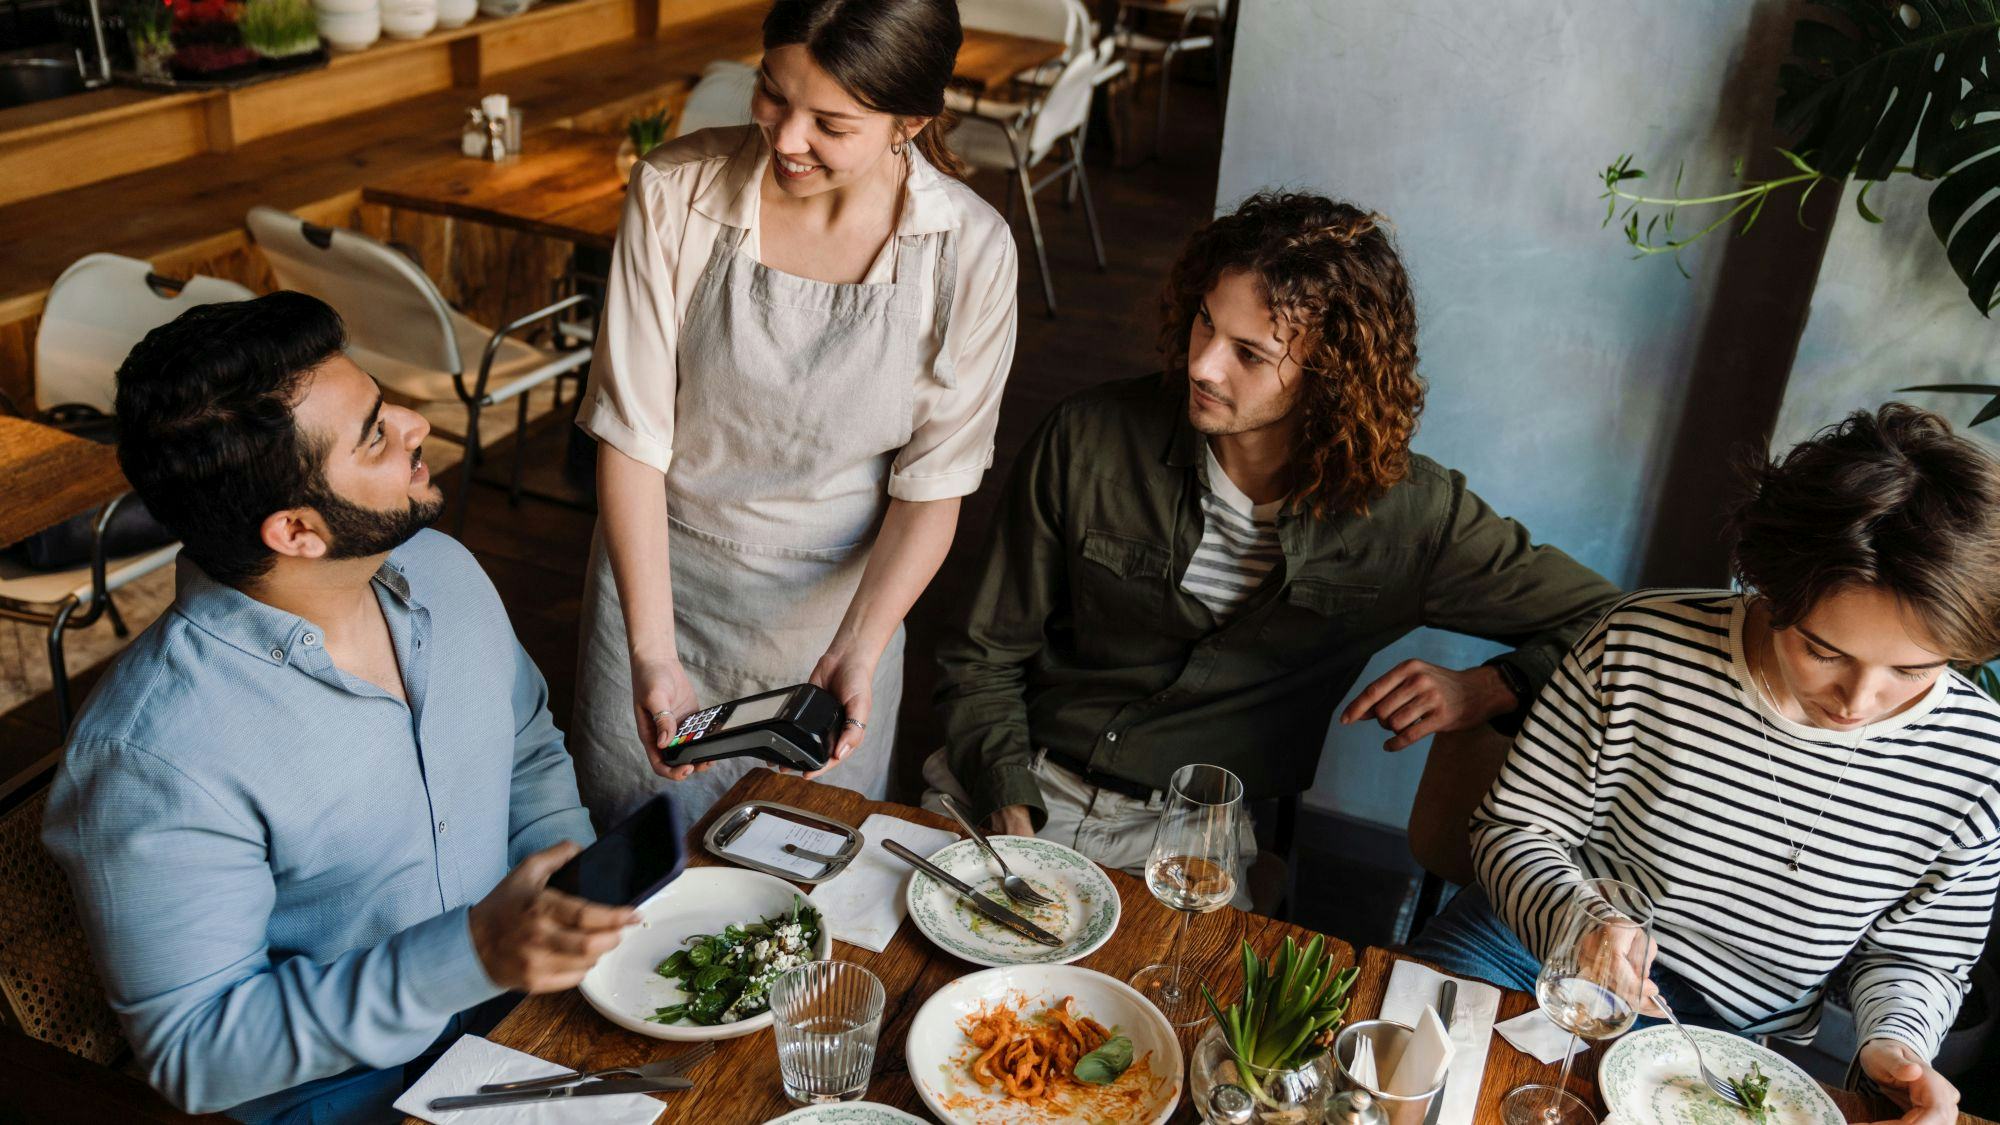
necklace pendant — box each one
[1786,850,1801,872]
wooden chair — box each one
[0,771,125,1067]
[1403,722,1511,938]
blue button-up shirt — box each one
[42,530,595,1120]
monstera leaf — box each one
[1777,2,2000,312]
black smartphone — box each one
[548,793,688,906]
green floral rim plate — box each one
[903,836,1121,967]
[1599,1025,1844,1125]
[764,1102,930,1124]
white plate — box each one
[579,867,832,1041]
[1599,1025,1844,1125]
[905,964,1183,1125]
[904,837,1120,966]
[766,1104,930,1124]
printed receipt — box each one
[722,811,852,879]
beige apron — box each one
[575,222,951,826]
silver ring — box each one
[651,709,673,721]
[841,718,867,730]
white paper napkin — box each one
[809,813,959,952]
[393,1036,666,1125]
[1380,960,1502,1125]
[1494,1009,1588,1065]
[1351,1034,1378,1089]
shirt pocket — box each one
[1256,576,1382,655]
[1075,527,1173,626]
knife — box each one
[1420,979,1458,1125]
[429,1075,692,1111]
[882,838,1064,947]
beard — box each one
[309,484,446,560]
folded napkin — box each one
[809,813,959,952]
[1380,960,1502,1125]
[394,1036,665,1125]
[1351,1034,1378,1089]
[1495,1009,1589,1066]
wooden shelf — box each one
[0,0,752,208]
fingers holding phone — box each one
[469,842,640,993]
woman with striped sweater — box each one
[1414,405,2000,1125]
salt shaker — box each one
[461,108,487,157]
[479,93,511,161]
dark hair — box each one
[762,0,967,178]
[114,291,346,587]
[1161,191,1426,519]
[1728,403,2000,662]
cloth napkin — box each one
[1495,1009,1589,1065]
[394,1036,666,1125]
[808,812,959,952]
[1380,960,1502,1125]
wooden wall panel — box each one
[0,101,209,209]
[484,1,638,75]
[229,48,459,145]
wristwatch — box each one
[1486,657,1531,708]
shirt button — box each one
[1105,731,1119,743]
[437,820,448,836]
[301,632,319,646]
[269,647,285,662]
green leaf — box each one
[657,950,689,978]
[687,943,713,969]
[691,963,733,993]
[1856,180,1885,223]
[1073,1036,1134,1085]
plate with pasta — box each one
[905,964,1183,1125]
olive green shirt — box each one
[936,373,1621,828]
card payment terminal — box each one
[661,682,843,772]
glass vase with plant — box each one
[125,0,175,81]
[1193,934,1359,1123]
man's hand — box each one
[1859,1039,1959,1125]
[1339,661,1516,750]
[987,805,1035,837]
[468,842,638,993]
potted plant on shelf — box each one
[166,0,258,79]
[238,0,323,62]
[1192,934,1360,1123]
[618,109,671,178]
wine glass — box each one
[1130,763,1243,1026]
[1501,878,1656,1125]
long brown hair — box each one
[762,0,968,179]
[1160,191,1426,519]
[1728,403,2000,662]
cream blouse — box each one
[577,125,1020,503]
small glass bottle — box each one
[484,112,508,161]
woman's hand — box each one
[1859,1039,1959,1125]
[806,646,877,779]
[631,654,704,780]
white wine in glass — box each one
[1130,763,1243,1027]
[1502,878,1655,1125]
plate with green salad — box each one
[579,866,834,1041]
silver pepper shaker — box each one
[1329,1086,1389,1125]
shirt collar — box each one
[690,126,961,237]
[173,547,418,667]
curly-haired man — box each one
[925,191,1620,901]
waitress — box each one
[571,0,1020,824]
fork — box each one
[1658,1000,1746,1109]
[937,793,1056,908]
[478,1041,716,1094]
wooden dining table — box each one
[361,27,1068,249]
[0,415,129,549]
[404,770,1990,1125]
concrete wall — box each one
[1216,0,1803,827]
[1776,179,2000,456]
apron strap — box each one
[716,224,750,252]
[916,230,958,389]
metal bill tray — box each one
[702,800,865,883]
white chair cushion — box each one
[0,543,181,610]
[951,115,1025,174]
[353,305,589,410]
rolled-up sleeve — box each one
[577,160,685,474]
[42,741,500,1114]
[889,225,1018,502]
